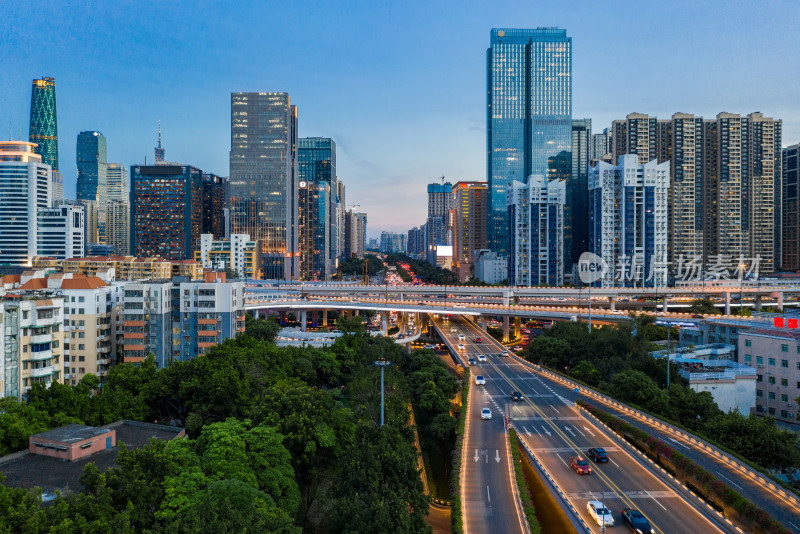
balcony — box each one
[29,365,59,378]
[97,358,111,366]
[30,333,52,344]
[27,349,52,361]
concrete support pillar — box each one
[341,310,348,319]
[724,293,731,316]
[773,291,784,310]
[301,309,307,332]
[662,296,668,314]
[514,317,521,339]
[608,297,616,311]
[478,316,488,332]
[502,292,510,307]
[381,312,389,333]
[755,295,762,311]
[322,309,328,326]
[503,316,510,342]
[399,293,404,301]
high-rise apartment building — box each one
[589,155,670,287]
[36,202,85,260]
[29,77,58,171]
[451,182,488,281]
[783,143,800,270]
[229,92,299,280]
[570,119,592,267]
[0,141,51,267]
[195,233,260,279]
[612,113,660,165]
[667,113,705,266]
[487,28,572,255]
[591,128,611,162]
[201,173,228,238]
[298,138,337,280]
[106,163,129,203]
[344,211,367,259]
[380,232,407,254]
[507,177,565,286]
[704,112,782,274]
[407,226,424,256]
[106,199,130,255]
[0,295,64,399]
[130,164,202,260]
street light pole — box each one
[373,357,393,426]
[588,282,592,333]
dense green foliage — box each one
[339,254,384,277]
[385,254,459,285]
[523,317,800,474]
[0,317,459,533]
[688,298,722,315]
[450,367,469,534]
[580,402,791,534]
[508,429,541,534]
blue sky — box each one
[2,0,798,237]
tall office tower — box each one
[29,77,58,171]
[589,155,670,287]
[591,128,611,162]
[334,180,345,261]
[407,226,424,256]
[611,113,659,165]
[667,113,704,266]
[106,163,129,202]
[426,182,453,263]
[36,202,85,259]
[77,131,108,243]
[507,177,565,286]
[703,112,781,274]
[130,164,202,260]
[0,141,51,266]
[784,143,800,270]
[106,199,130,255]
[76,131,108,202]
[155,120,165,163]
[229,92,299,280]
[451,182,488,281]
[487,28,572,255]
[298,180,331,280]
[570,119,592,267]
[78,199,99,245]
[298,138,336,280]
[201,173,228,238]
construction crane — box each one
[439,175,445,184]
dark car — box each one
[468,358,476,366]
[587,447,608,463]
[621,508,654,533]
[474,337,482,343]
[511,391,523,401]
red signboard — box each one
[774,318,785,328]
[789,319,799,329]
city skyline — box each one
[2,1,799,237]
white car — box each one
[457,343,465,350]
[477,355,487,363]
[501,350,509,356]
[458,334,465,341]
[480,407,492,420]
[586,501,614,528]
[474,375,485,385]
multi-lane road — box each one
[434,315,729,534]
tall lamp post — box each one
[372,358,393,426]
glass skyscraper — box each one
[29,77,59,171]
[487,28,572,255]
[76,131,107,202]
[229,92,299,280]
[298,137,336,280]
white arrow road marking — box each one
[564,426,576,437]
[541,426,552,436]
[474,449,480,462]
[582,426,596,437]
[495,450,501,463]
[668,437,690,449]
[522,425,531,436]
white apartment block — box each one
[36,202,85,260]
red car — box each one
[570,456,592,475]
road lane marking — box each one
[486,485,491,504]
[474,449,479,462]
[495,450,501,463]
[668,437,690,449]
[611,459,620,468]
[574,426,586,437]
[541,426,552,436]
[557,455,569,468]
[715,470,744,490]
[564,425,577,437]
[645,490,667,511]
[583,426,596,437]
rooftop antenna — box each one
[9,122,12,141]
